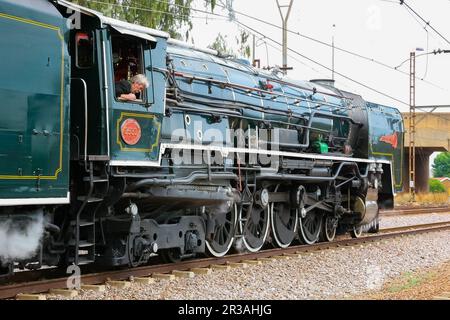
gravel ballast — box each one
[49,229,450,300]
[380,212,450,229]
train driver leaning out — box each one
[115,74,149,101]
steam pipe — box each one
[256,162,368,182]
[127,172,238,191]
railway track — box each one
[2,221,450,300]
[380,206,450,216]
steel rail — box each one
[380,206,450,216]
[1,222,450,299]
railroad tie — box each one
[242,260,262,266]
[48,289,78,298]
[227,262,248,269]
[191,268,212,275]
[16,294,46,300]
[272,255,290,260]
[284,253,302,258]
[134,277,155,285]
[210,264,231,271]
[107,281,131,289]
[257,257,276,263]
[80,284,106,292]
[152,273,176,280]
[172,270,195,278]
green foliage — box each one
[208,30,251,58]
[208,33,235,56]
[69,0,217,39]
[69,1,250,58]
[432,152,450,178]
[429,179,446,193]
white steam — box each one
[0,210,45,263]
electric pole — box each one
[409,51,416,202]
[276,0,294,75]
[252,34,256,66]
[332,24,336,80]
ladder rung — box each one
[75,257,94,265]
[83,177,109,183]
[77,196,103,203]
[87,155,110,161]
[70,220,94,227]
[69,240,94,248]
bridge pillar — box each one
[402,147,435,193]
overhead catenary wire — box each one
[82,0,450,121]
[234,20,410,107]
[85,0,445,90]
[400,0,450,46]
[212,0,446,90]
[236,20,450,123]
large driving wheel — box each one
[271,202,298,248]
[298,211,323,245]
[239,203,270,252]
[205,203,237,257]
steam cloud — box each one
[0,210,45,263]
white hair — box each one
[131,74,150,88]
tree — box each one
[208,33,235,57]
[429,179,446,193]
[208,30,251,58]
[69,0,250,58]
[432,152,450,178]
[69,0,218,39]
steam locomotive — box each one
[0,0,403,276]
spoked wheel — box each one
[298,211,323,245]
[350,225,363,238]
[271,202,298,248]
[205,203,237,257]
[320,215,338,242]
[239,203,270,252]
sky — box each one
[188,0,450,112]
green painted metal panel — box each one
[111,110,162,162]
[367,102,404,191]
[105,32,166,163]
[0,0,70,199]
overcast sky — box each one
[189,0,450,112]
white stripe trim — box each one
[110,160,161,167]
[110,144,391,168]
[0,193,70,206]
[160,143,391,164]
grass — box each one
[395,192,449,206]
[387,271,435,293]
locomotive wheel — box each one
[239,203,270,252]
[320,215,337,242]
[350,225,363,238]
[205,203,238,257]
[271,202,298,248]
[298,211,323,245]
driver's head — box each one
[130,74,149,93]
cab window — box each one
[75,32,94,68]
[112,35,148,104]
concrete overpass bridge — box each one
[402,112,450,193]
